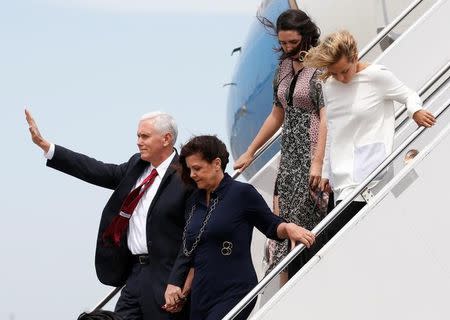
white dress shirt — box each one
[126,151,175,254]
[45,145,176,254]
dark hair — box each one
[179,135,229,185]
[258,9,321,60]
[77,310,123,320]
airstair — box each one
[223,0,450,318]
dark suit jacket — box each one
[47,145,191,295]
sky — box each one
[0,1,261,319]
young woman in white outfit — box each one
[303,30,436,238]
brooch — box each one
[221,241,233,256]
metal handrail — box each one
[395,61,450,121]
[92,286,122,311]
[231,127,282,180]
[395,70,450,134]
[223,98,450,320]
[358,0,425,60]
[90,0,427,311]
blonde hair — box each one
[303,30,358,79]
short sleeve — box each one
[243,184,284,240]
[310,68,325,111]
[273,63,283,108]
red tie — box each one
[102,168,158,247]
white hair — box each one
[140,111,178,145]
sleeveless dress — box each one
[266,58,327,274]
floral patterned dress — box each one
[266,58,327,274]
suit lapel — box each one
[122,158,149,195]
[147,156,178,215]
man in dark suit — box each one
[25,109,191,320]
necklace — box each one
[182,197,219,256]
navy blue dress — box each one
[184,174,283,320]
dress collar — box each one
[210,173,232,198]
[195,173,233,205]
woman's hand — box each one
[309,160,322,191]
[278,223,315,249]
[162,268,194,313]
[162,284,186,313]
[162,301,185,313]
[319,178,332,193]
[413,109,436,127]
[233,150,254,172]
[233,106,284,173]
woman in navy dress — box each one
[164,135,316,320]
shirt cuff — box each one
[407,104,423,118]
[406,94,423,118]
[44,143,55,160]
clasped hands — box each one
[162,284,188,313]
[163,269,194,313]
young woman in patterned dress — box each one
[234,9,328,283]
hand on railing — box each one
[233,150,255,172]
[413,109,437,127]
[278,223,316,249]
